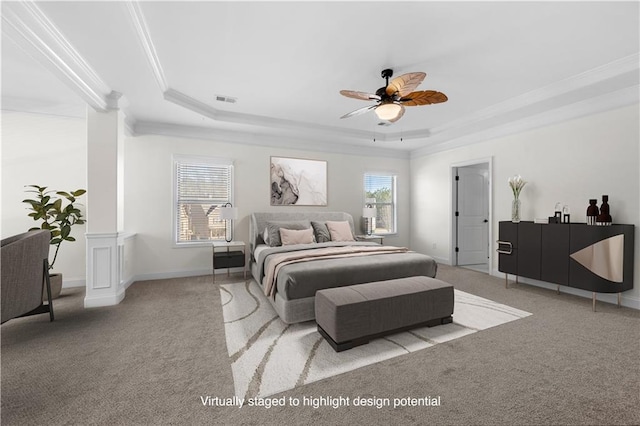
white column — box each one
[85,98,125,308]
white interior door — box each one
[457,166,489,265]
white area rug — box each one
[220,280,531,399]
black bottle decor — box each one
[596,195,612,226]
[586,199,599,225]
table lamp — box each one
[219,203,238,242]
[362,206,376,236]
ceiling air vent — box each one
[215,95,237,104]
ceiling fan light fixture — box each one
[340,69,446,124]
[375,103,402,121]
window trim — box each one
[172,155,234,247]
[363,172,397,235]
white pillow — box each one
[279,227,315,245]
[325,221,355,242]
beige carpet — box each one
[221,280,530,400]
[2,265,639,425]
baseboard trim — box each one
[62,278,86,288]
[431,256,451,265]
[489,270,640,310]
[122,276,136,290]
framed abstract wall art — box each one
[270,156,327,206]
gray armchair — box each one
[1,230,54,324]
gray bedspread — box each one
[255,242,438,300]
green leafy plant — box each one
[23,185,86,270]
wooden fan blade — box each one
[340,90,381,101]
[340,104,376,119]
[386,72,426,97]
[387,105,406,123]
[400,90,448,106]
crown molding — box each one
[390,53,640,143]
[138,81,638,161]
[410,84,639,158]
[162,52,639,146]
[121,0,639,154]
[132,120,410,159]
[4,0,636,159]
[125,1,168,92]
[123,115,136,137]
[0,96,86,119]
[1,0,112,111]
[432,53,640,135]
[163,88,381,141]
[124,2,384,143]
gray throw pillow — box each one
[265,220,311,247]
[311,221,331,243]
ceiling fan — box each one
[339,69,448,123]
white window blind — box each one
[364,173,396,234]
[174,157,233,244]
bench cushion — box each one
[315,276,454,351]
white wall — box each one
[124,134,411,280]
[1,111,88,285]
[6,104,636,307]
[411,104,640,307]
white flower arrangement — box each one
[508,175,527,199]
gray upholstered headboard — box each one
[249,211,355,254]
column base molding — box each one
[84,288,125,308]
[85,232,123,308]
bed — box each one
[249,211,438,324]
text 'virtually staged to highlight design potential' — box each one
[1,1,639,425]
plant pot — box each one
[43,273,63,300]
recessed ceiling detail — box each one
[2,1,638,157]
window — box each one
[174,156,233,244]
[364,173,397,234]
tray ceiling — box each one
[2,1,638,156]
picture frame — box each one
[270,156,327,206]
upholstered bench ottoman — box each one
[315,276,454,352]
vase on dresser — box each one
[511,197,521,223]
[508,175,526,223]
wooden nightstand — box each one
[356,235,385,245]
[212,241,247,282]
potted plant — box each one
[23,185,86,299]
